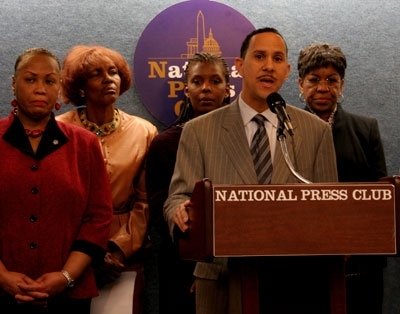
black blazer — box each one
[331,104,387,182]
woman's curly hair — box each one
[61,45,132,106]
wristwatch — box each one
[61,269,75,288]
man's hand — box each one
[173,199,191,232]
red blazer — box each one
[0,112,113,299]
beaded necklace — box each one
[12,108,46,138]
[25,129,45,138]
[307,104,337,128]
[79,108,120,136]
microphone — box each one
[267,92,294,136]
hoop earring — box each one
[55,102,61,110]
[11,99,18,107]
[337,94,344,104]
[298,93,305,103]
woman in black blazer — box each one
[297,43,387,314]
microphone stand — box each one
[277,126,312,184]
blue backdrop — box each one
[0,0,398,175]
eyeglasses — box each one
[305,77,342,87]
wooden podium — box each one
[178,176,399,314]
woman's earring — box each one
[11,99,18,107]
[79,90,85,98]
[55,102,61,110]
[337,94,344,104]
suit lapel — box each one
[217,102,306,185]
[220,101,258,184]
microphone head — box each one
[266,92,285,113]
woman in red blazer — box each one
[0,48,113,314]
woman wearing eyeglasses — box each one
[298,43,387,314]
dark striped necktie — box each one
[250,114,273,184]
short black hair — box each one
[240,27,288,59]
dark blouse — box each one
[146,125,183,237]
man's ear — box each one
[234,57,244,77]
[284,63,291,82]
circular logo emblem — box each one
[133,0,255,126]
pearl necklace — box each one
[79,108,120,136]
[307,104,337,128]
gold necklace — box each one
[79,108,120,136]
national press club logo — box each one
[133,0,255,126]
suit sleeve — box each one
[163,123,204,236]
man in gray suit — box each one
[164,27,338,314]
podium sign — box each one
[180,179,397,261]
[214,183,395,256]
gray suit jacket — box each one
[163,98,338,312]
[165,99,337,226]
